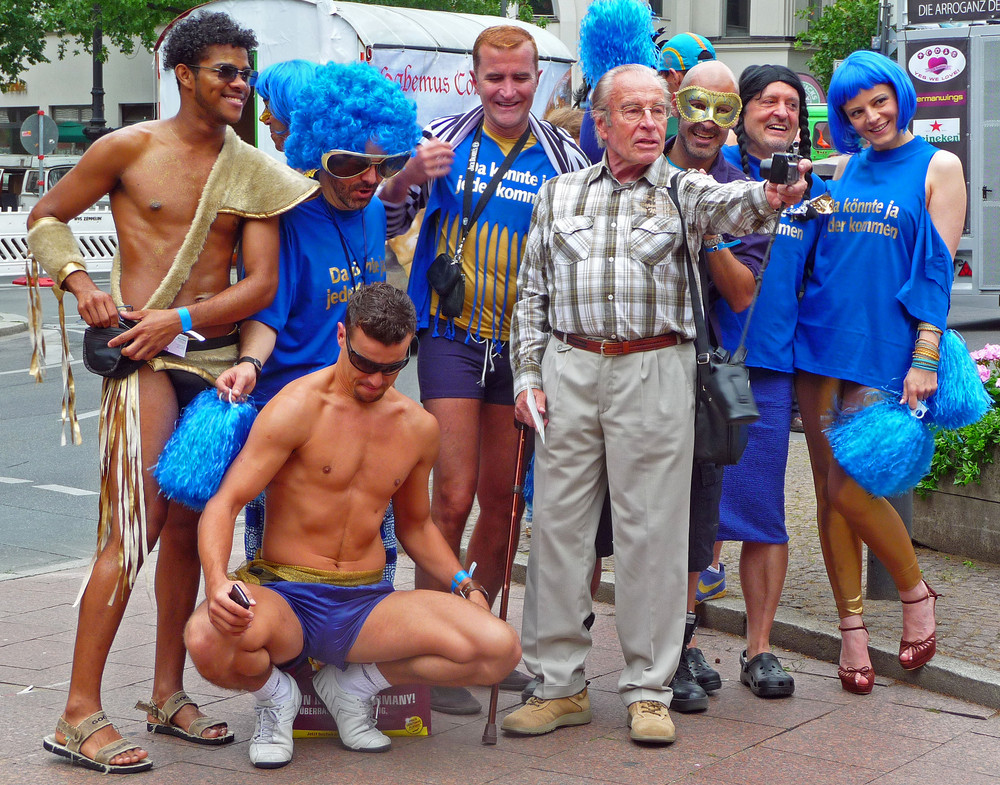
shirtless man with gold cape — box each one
[26,11,316,774]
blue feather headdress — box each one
[827,395,935,498]
[578,0,659,86]
[154,390,258,511]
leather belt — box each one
[552,329,684,356]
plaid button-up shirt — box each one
[510,154,778,397]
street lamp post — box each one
[82,5,112,143]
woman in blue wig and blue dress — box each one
[793,50,966,694]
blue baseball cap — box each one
[660,32,716,72]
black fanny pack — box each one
[82,317,143,378]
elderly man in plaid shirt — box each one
[503,63,810,744]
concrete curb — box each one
[504,549,1000,710]
[0,312,28,337]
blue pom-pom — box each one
[154,390,258,511]
[928,329,992,430]
[827,397,935,497]
[578,0,660,86]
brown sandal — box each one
[136,691,234,745]
[899,580,940,671]
[838,621,875,695]
[43,711,152,774]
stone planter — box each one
[914,459,1000,563]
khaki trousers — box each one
[522,336,695,706]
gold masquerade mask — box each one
[675,86,743,129]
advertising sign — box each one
[905,37,971,231]
[372,48,562,127]
[907,0,1000,24]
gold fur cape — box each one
[28,126,318,602]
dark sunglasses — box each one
[321,149,410,180]
[187,64,258,87]
[345,331,410,376]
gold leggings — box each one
[795,371,923,618]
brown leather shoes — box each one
[627,700,676,744]
[501,688,592,735]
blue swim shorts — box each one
[267,579,394,670]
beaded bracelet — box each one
[916,321,943,336]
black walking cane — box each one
[482,420,531,745]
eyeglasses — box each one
[344,330,410,376]
[614,103,669,123]
[321,149,411,180]
[187,64,258,87]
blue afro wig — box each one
[578,0,659,86]
[928,330,993,430]
[827,396,935,498]
[285,62,421,171]
[257,59,319,127]
[827,50,917,154]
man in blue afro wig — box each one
[285,61,422,171]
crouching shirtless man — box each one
[185,283,522,769]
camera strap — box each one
[666,171,777,363]
[451,122,532,260]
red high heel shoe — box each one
[838,621,875,695]
[899,580,940,671]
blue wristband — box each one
[178,307,193,332]
[705,238,741,253]
[451,569,471,592]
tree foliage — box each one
[0,1,194,89]
[794,0,880,90]
[362,0,539,25]
[0,0,542,90]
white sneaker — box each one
[249,672,302,769]
[313,665,391,753]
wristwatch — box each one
[236,355,263,379]
[455,579,490,604]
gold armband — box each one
[26,217,88,290]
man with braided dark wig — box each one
[704,65,828,698]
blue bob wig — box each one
[256,59,319,127]
[827,50,916,154]
[285,62,421,171]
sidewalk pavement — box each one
[546,439,1000,710]
[1,541,999,785]
[0,312,27,338]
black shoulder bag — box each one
[665,172,767,466]
[426,122,531,318]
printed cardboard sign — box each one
[289,660,431,738]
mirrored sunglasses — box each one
[345,331,410,376]
[187,64,258,87]
[321,149,411,180]
[675,86,743,129]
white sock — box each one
[335,663,390,700]
[705,564,721,574]
[252,668,292,704]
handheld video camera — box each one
[760,152,802,186]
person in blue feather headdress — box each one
[793,50,967,694]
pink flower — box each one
[971,349,986,362]
[979,364,991,383]
[984,344,1000,362]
